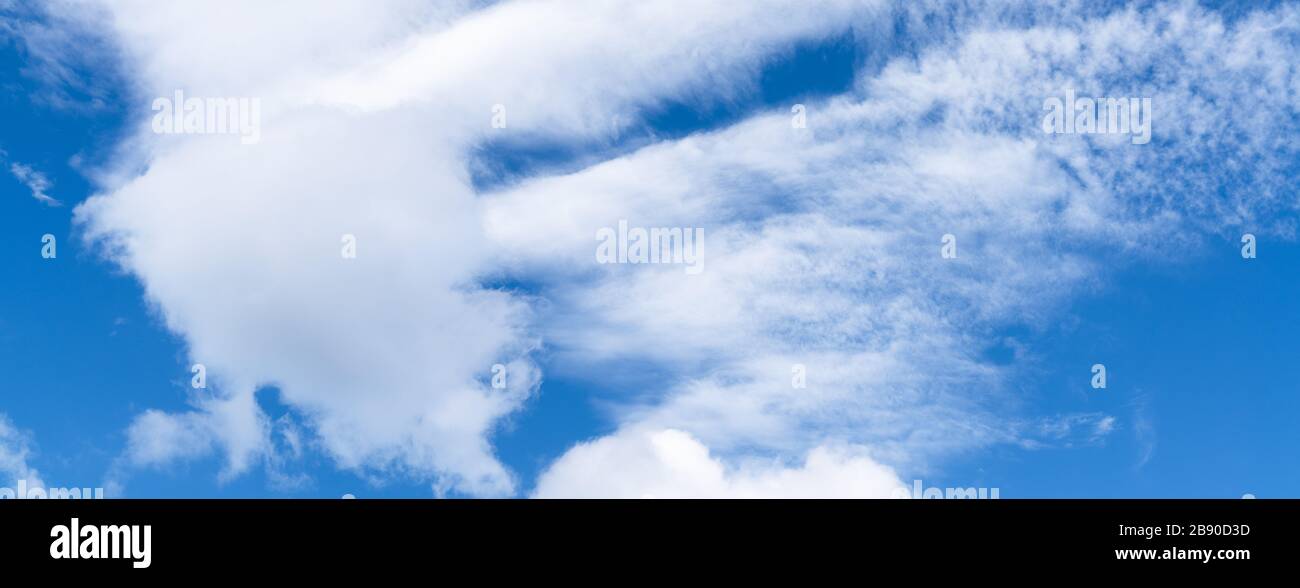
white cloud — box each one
[1027,412,1117,448]
[8,162,61,206]
[511,1,1300,487]
[0,0,118,111]
[0,414,44,489]
[63,0,880,496]
[534,428,905,498]
[305,0,880,127]
[36,0,1300,497]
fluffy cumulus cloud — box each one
[534,428,906,498]
[27,0,1299,495]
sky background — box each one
[0,0,1297,498]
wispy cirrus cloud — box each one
[8,161,61,206]
[492,0,1300,491]
[0,414,43,489]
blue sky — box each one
[0,0,1297,498]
